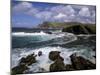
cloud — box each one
[35,11,53,20]
[12,2,33,13]
[79,7,91,17]
[27,8,39,15]
[51,5,75,16]
[54,13,67,19]
[12,2,96,24]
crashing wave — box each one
[12,46,95,72]
[12,31,47,36]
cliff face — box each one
[38,22,96,34]
[62,25,96,34]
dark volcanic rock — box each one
[11,64,28,75]
[38,51,42,56]
[49,51,61,61]
[70,53,96,70]
[50,58,66,72]
[19,53,37,65]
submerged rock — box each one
[50,58,66,72]
[38,51,42,56]
[49,51,61,61]
[19,52,37,66]
[11,64,28,75]
[70,53,96,70]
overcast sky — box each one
[12,0,96,28]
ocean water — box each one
[11,29,96,73]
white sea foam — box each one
[12,31,77,45]
[12,46,95,72]
[12,31,47,36]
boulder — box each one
[49,51,61,61]
[38,51,42,56]
[11,64,28,75]
[19,53,37,66]
[70,53,96,70]
[50,58,66,72]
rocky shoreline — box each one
[11,50,96,75]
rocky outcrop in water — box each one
[19,53,37,65]
[38,51,42,56]
[12,51,96,74]
[49,51,96,72]
[49,51,66,72]
[11,64,28,75]
[11,52,37,75]
[50,58,66,72]
[70,53,96,70]
[49,51,61,61]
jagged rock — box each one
[38,51,42,56]
[66,64,75,71]
[49,51,62,61]
[70,53,96,70]
[50,58,66,72]
[49,51,65,72]
[19,53,37,66]
[11,64,28,75]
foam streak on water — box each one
[12,31,78,48]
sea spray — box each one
[12,45,95,73]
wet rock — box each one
[66,64,75,71]
[49,51,61,61]
[45,31,52,34]
[70,53,96,70]
[50,58,66,72]
[38,51,42,56]
[19,53,37,66]
[11,64,28,75]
